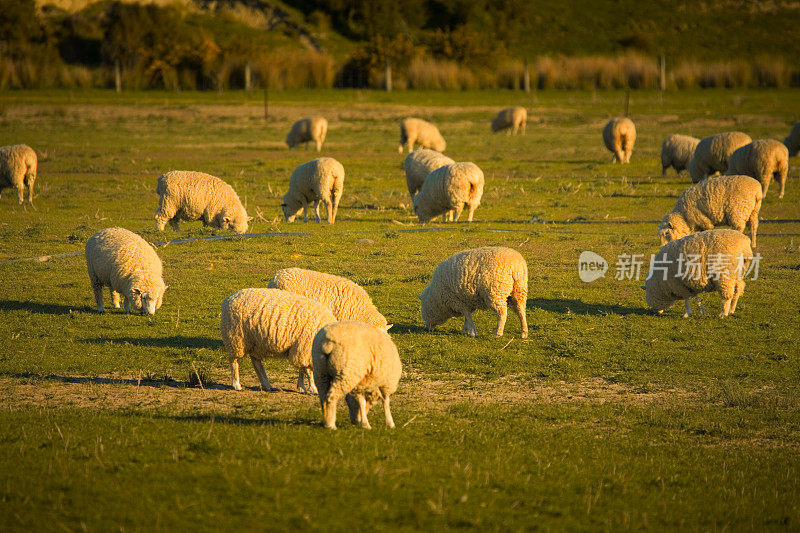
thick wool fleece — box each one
[404,149,454,198]
[398,118,446,153]
[412,162,484,222]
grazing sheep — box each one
[281,157,344,224]
[784,122,800,157]
[0,144,37,204]
[268,268,390,330]
[403,149,454,198]
[491,106,527,135]
[659,175,763,247]
[660,134,700,176]
[285,117,328,152]
[398,118,446,154]
[688,131,752,183]
[155,171,251,234]
[412,162,484,223]
[726,139,789,199]
[220,288,337,394]
[602,117,636,163]
[85,227,166,315]
[645,229,753,318]
[312,321,402,430]
[419,247,528,338]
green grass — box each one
[1,88,799,530]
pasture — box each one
[1,88,799,531]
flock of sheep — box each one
[1,106,797,430]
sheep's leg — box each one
[250,356,276,391]
[720,299,732,317]
[683,299,692,318]
[16,184,24,204]
[111,290,122,309]
[694,296,706,316]
[93,284,105,313]
[511,297,527,338]
[302,202,309,223]
[313,200,321,224]
[494,305,508,337]
[466,203,476,222]
[296,369,307,393]
[304,367,317,395]
[123,297,132,314]
[168,217,180,231]
[453,204,464,222]
[730,281,744,314]
[315,139,322,152]
[229,359,242,391]
[749,212,759,247]
[381,391,395,429]
[356,393,371,430]
[521,122,526,135]
[331,194,340,224]
[323,393,339,429]
[345,393,360,424]
[461,312,477,337]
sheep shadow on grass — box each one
[527,297,650,316]
[7,372,285,392]
[0,300,95,315]
[79,335,223,350]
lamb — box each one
[403,149,454,198]
[491,106,527,135]
[0,144,37,204]
[85,227,167,315]
[658,175,763,246]
[726,139,789,199]
[660,134,700,176]
[784,122,800,157]
[688,131,752,183]
[418,246,528,338]
[281,157,344,224]
[398,118,446,154]
[602,117,636,163]
[220,288,337,394]
[412,162,484,223]
[645,229,753,317]
[268,268,390,330]
[155,170,251,234]
[285,117,328,152]
[311,321,402,430]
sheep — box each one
[602,117,636,163]
[268,268,391,330]
[658,175,763,247]
[403,149,454,198]
[784,122,800,157]
[688,131,752,183]
[281,157,344,224]
[220,288,337,394]
[726,139,789,199]
[398,118,446,154]
[645,229,753,318]
[419,246,528,338]
[412,162,484,223]
[155,170,251,234]
[0,144,37,204]
[311,321,402,430]
[85,227,166,315]
[491,106,527,135]
[285,117,328,152]
[660,134,700,176]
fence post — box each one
[114,59,121,93]
[659,55,666,91]
[523,58,530,92]
[385,59,392,92]
[245,60,252,91]
[263,73,269,121]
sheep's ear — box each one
[223,216,231,223]
[132,288,142,295]
[247,216,253,222]
[163,285,169,292]
[384,324,393,332]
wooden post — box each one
[385,59,392,92]
[263,75,269,121]
[245,60,252,91]
[114,59,121,93]
[624,88,630,117]
[659,55,666,92]
[523,58,530,92]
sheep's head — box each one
[285,132,298,149]
[411,197,431,223]
[281,200,302,222]
[227,214,251,234]
[658,213,690,245]
[132,284,166,316]
[432,138,446,152]
[418,289,452,330]
[644,270,675,313]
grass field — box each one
[1,88,799,531]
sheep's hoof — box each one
[682,313,690,318]
[521,331,528,339]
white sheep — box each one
[659,175,763,246]
[268,268,390,330]
[602,117,636,163]
[491,106,527,135]
[286,117,328,152]
[726,139,789,199]
[85,227,166,315]
[688,131,752,183]
[660,134,700,176]
[403,149,454,198]
[0,144,37,204]
[412,162,484,223]
[155,170,251,234]
[398,118,446,154]
[419,246,528,338]
[311,321,402,430]
[645,229,753,317]
[784,122,800,157]
[282,157,344,224]
[220,288,337,394]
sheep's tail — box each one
[510,260,528,309]
[468,173,483,204]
